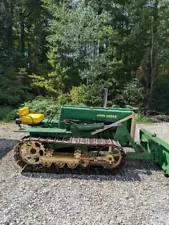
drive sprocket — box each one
[103,146,126,169]
[14,140,46,167]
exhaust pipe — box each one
[102,88,108,107]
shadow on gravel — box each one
[21,160,161,182]
[0,139,18,159]
[22,170,141,182]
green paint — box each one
[24,127,69,134]
[114,124,139,152]
[59,105,133,130]
[19,105,169,175]
[140,128,169,175]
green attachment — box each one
[140,128,169,175]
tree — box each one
[34,1,123,104]
[0,0,49,107]
[1,0,169,114]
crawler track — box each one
[14,136,126,174]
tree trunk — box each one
[20,12,25,56]
[147,0,158,109]
[4,0,13,52]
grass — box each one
[136,113,156,124]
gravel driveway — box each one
[0,122,169,225]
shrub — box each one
[23,94,73,119]
[0,106,17,122]
[69,85,87,105]
[117,78,145,108]
[24,97,59,118]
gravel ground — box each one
[0,122,169,225]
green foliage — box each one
[45,1,122,94]
[0,106,17,122]
[0,62,32,106]
[30,63,68,96]
[151,75,169,114]
[42,0,155,109]
[57,93,71,106]
[116,79,145,108]
[1,0,169,116]
[0,0,49,107]
[23,93,73,118]
[84,80,116,106]
[24,97,59,118]
[69,85,87,105]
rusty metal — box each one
[26,137,118,146]
[14,136,126,172]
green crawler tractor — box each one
[14,98,169,175]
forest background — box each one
[0,0,169,120]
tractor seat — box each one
[18,107,44,125]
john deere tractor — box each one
[14,90,169,174]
